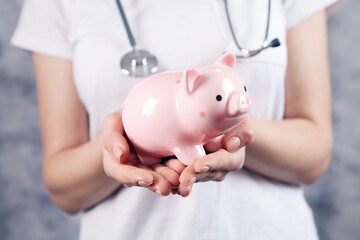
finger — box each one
[102,111,130,163]
[152,163,180,188]
[138,165,172,196]
[102,110,124,133]
[163,158,186,175]
[195,171,228,183]
[126,152,143,166]
[176,164,196,197]
[179,164,197,187]
[177,183,193,197]
[204,135,223,153]
[105,154,154,186]
[177,169,229,197]
[223,113,255,152]
[193,148,245,173]
[178,167,231,197]
[179,161,231,185]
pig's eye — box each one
[244,86,247,92]
[216,95,222,102]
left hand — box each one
[177,148,246,197]
[177,113,255,197]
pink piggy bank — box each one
[122,53,252,166]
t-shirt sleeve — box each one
[11,0,72,59]
[283,0,339,30]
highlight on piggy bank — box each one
[122,52,252,166]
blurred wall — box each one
[0,0,359,239]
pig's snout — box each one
[226,91,252,117]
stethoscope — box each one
[115,0,280,77]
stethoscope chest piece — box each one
[120,49,158,77]
[116,0,158,77]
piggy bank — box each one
[122,53,252,166]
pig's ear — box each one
[182,68,202,94]
[215,52,236,70]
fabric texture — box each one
[11,0,72,59]
[283,0,338,29]
[11,0,337,239]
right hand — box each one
[101,110,183,196]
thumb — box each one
[102,110,130,163]
[223,114,255,153]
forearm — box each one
[43,134,121,214]
[244,10,333,185]
[245,117,332,184]
[32,53,121,214]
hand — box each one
[223,113,255,153]
[177,113,255,197]
[177,148,245,197]
[102,110,182,196]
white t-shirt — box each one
[12,0,337,239]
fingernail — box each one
[138,180,152,186]
[196,166,209,173]
[183,177,196,186]
[155,190,164,196]
[113,146,123,163]
[226,136,241,153]
[183,188,192,198]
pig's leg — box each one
[133,146,162,166]
[137,154,161,166]
[204,135,224,153]
[173,145,206,166]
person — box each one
[11,0,338,239]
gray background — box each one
[0,0,359,239]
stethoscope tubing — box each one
[224,0,280,58]
[115,0,281,77]
[115,0,136,49]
